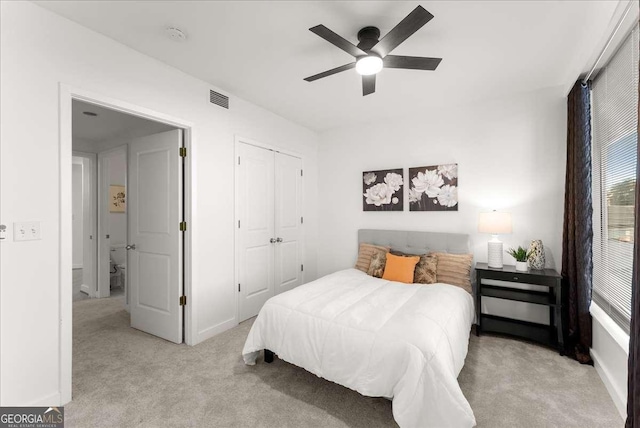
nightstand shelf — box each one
[475,263,564,354]
[480,284,557,306]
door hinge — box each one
[301,264,304,272]
[179,221,187,231]
[301,169,303,177]
[238,283,241,292]
[238,156,241,165]
[179,147,187,157]
[301,216,304,224]
[238,220,241,228]
[180,295,187,306]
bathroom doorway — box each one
[71,99,183,324]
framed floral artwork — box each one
[362,168,404,211]
[109,185,126,213]
[408,164,458,211]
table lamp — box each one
[478,211,512,268]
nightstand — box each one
[475,263,564,354]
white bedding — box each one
[242,268,476,428]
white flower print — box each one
[363,183,393,206]
[437,184,458,207]
[408,188,421,203]
[384,172,403,192]
[411,169,444,198]
[437,164,458,180]
[363,172,377,185]
[392,197,399,204]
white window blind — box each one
[591,24,639,334]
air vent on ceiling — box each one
[209,90,229,109]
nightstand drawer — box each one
[478,269,558,287]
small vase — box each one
[515,261,529,272]
[528,239,545,270]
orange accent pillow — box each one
[382,253,420,284]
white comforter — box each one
[242,268,476,428]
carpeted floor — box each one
[68,296,623,428]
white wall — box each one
[591,305,630,418]
[318,86,566,274]
[72,159,83,268]
[0,1,319,406]
[317,86,567,323]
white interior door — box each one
[274,153,303,295]
[237,143,275,322]
[128,129,183,344]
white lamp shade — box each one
[478,211,512,234]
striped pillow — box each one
[432,252,473,293]
[355,243,390,272]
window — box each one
[591,25,639,334]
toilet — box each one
[109,246,127,290]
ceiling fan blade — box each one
[362,74,376,96]
[309,25,367,58]
[383,55,442,70]
[371,6,434,58]
[304,62,356,82]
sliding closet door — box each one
[237,143,275,321]
[274,153,303,295]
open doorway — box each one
[71,99,186,343]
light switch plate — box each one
[14,221,41,241]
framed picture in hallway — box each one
[109,185,126,213]
[409,164,458,211]
[362,168,404,211]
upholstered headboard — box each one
[357,229,475,289]
[358,229,471,255]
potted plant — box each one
[507,247,530,272]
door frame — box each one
[233,136,304,324]
[72,151,97,298]
[59,84,196,405]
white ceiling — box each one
[72,100,174,143]
[41,1,620,132]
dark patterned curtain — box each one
[626,31,640,428]
[561,80,593,364]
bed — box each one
[242,229,476,428]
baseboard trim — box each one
[195,318,237,345]
[19,391,62,407]
[591,348,627,418]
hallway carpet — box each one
[68,296,622,427]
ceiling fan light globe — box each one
[356,56,383,76]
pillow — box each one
[414,254,438,284]
[355,243,390,272]
[367,249,387,278]
[432,252,474,293]
[382,253,420,284]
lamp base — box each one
[487,240,503,269]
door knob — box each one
[276,237,283,243]
[126,244,136,250]
[270,238,276,244]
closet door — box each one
[237,143,275,321]
[274,152,303,295]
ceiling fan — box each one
[304,5,442,96]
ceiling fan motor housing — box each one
[357,26,381,52]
